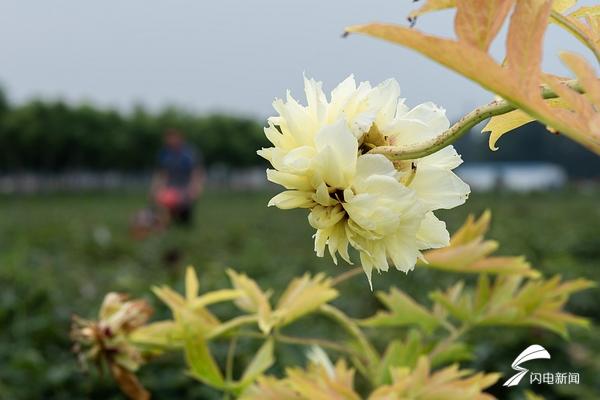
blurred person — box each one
[151,128,204,226]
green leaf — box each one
[362,288,439,332]
[430,342,473,367]
[239,339,275,387]
[422,212,540,278]
[183,328,225,388]
[375,331,423,385]
[227,269,274,333]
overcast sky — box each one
[0,0,596,120]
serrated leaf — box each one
[152,285,220,328]
[240,376,302,400]
[430,342,473,367]
[369,357,500,400]
[227,269,274,333]
[422,212,540,278]
[375,332,423,385]
[347,1,600,154]
[362,288,439,332]
[286,360,361,400]
[273,273,338,327]
[450,210,491,246]
[430,286,473,322]
[457,275,596,337]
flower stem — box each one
[206,315,258,339]
[331,267,364,286]
[369,80,583,161]
[235,330,363,359]
[319,304,379,385]
[429,323,471,361]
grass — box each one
[0,189,599,399]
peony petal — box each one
[419,145,463,170]
[409,166,471,210]
[390,102,450,144]
[354,154,397,188]
[304,75,328,124]
[281,145,316,173]
[268,191,315,209]
[416,212,450,249]
[314,119,358,188]
[308,205,345,230]
[266,169,312,191]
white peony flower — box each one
[258,75,470,287]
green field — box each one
[1,189,599,399]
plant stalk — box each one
[369,80,583,161]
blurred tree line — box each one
[0,86,599,177]
[0,88,268,171]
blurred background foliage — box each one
[0,189,598,399]
[1,86,600,177]
[0,87,267,171]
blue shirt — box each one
[158,145,201,188]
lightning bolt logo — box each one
[503,344,551,387]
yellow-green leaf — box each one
[482,97,572,150]
[185,266,199,301]
[191,289,243,309]
[422,212,540,278]
[375,332,424,385]
[570,5,600,17]
[362,288,439,332]
[483,109,536,150]
[183,329,224,388]
[369,357,500,400]
[553,0,577,13]
[450,210,491,246]
[227,269,274,333]
[129,320,181,349]
[273,273,338,327]
[240,339,275,387]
